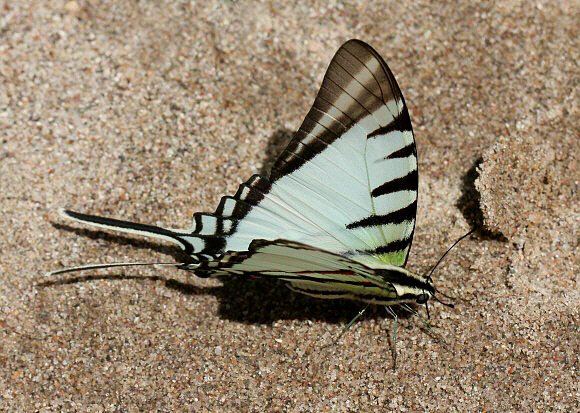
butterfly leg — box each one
[400,303,452,354]
[334,304,370,344]
[385,305,398,369]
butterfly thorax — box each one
[360,265,436,306]
[383,267,436,304]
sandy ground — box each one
[1,0,579,411]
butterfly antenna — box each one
[334,304,369,344]
[426,227,477,304]
[427,227,477,280]
[385,305,399,370]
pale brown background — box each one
[1,0,579,411]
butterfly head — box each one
[402,274,454,320]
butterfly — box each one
[52,40,454,364]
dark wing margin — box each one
[270,39,414,181]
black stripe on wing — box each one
[285,286,400,304]
[367,106,413,139]
[371,168,418,198]
[344,237,413,258]
[384,142,416,160]
[345,201,417,230]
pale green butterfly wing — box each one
[58,39,417,282]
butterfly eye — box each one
[416,293,429,304]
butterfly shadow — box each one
[257,128,294,176]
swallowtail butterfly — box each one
[52,40,451,360]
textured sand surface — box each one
[1,0,579,411]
